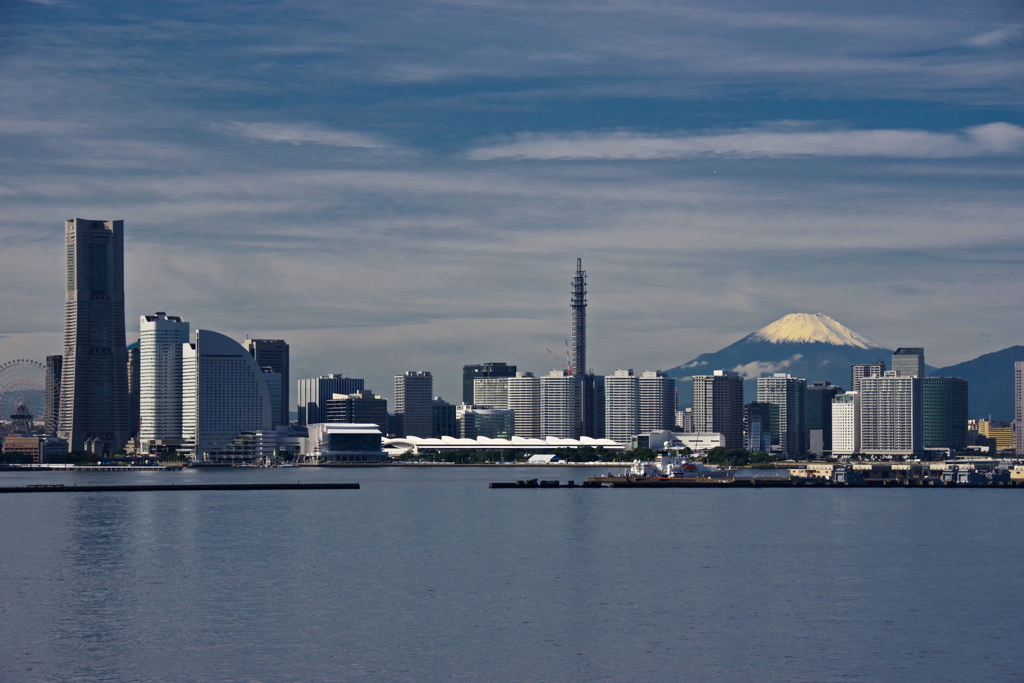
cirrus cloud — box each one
[469,122,1024,161]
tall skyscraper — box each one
[59,218,129,455]
[395,371,433,438]
[244,339,290,426]
[571,258,586,376]
[126,343,140,439]
[851,360,886,393]
[807,381,843,454]
[140,312,190,443]
[1016,362,1024,456]
[693,370,744,449]
[605,369,639,446]
[860,372,922,457]
[757,374,808,457]
[182,329,272,461]
[507,372,541,438]
[462,362,517,404]
[922,377,968,451]
[892,348,925,378]
[541,369,578,439]
[297,374,364,425]
[639,370,676,434]
[832,392,861,456]
[44,354,62,434]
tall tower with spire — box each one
[570,259,604,438]
[571,258,586,376]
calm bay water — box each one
[1,465,1021,682]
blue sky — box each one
[1,0,1022,404]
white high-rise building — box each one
[182,342,196,444]
[860,372,922,457]
[605,369,639,446]
[139,312,189,443]
[675,408,694,433]
[182,329,272,461]
[395,371,433,438]
[693,370,744,449]
[541,370,578,439]
[507,372,540,438]
[473,377,510,409]
[639,370,675,434]
[832,391,861,456]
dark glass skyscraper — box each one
[807,381,843,452]
[44,354,62,434]
[58,218,129,454]
[244,339,290,426]
[922,377,968,451]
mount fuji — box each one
[667,313,897,408]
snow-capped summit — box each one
[747,313,881,349]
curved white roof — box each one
[383,435,622,450]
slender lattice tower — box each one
[570,258,586,376]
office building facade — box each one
[639,370,676,434]
[922,377,968,451]
[807,381,843,454]
[244,339,290,426]
[395,371,433,438]
[325,390,388,433]
[473,377,510,409]
[457,406,516,439]
[59,218,130,455]
[832,391,861,455]
[140,312,190,443]
[851,360,886,393]
[892,348,925,378]
[462,362,516,404]
[756,374,808,457]
[507,372,541,438]
[126,343,139,439]
[45,354,62,434]
[860,372,922,456]
[432,398,457,438]
[605,369,639,446]
[297,374,364,425]
[693,370,744,449]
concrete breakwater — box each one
[0,482,360,494]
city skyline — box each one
[1,1,1022,408]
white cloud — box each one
[731,354,803,380]
[966,24,1024,48]
[225,122,390,149]
[469,123,1024,161]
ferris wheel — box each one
[0,359,61,436]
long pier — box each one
[0,482,359,494]
[489,477,1022,489]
